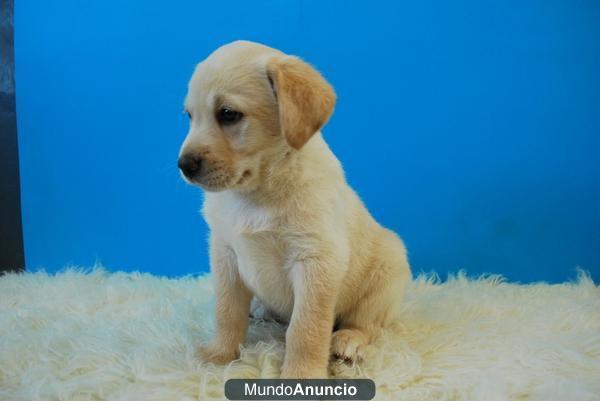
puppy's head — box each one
[178,40,336,192]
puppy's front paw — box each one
[196,342,238,365]
[330,329,367,365]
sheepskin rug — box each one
[1,268,599,401]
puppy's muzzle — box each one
[178,154,202,179]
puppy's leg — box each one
[281,258,342,379]
[332,284,408,364]
[331,295,383,365]
[333,233,410,364]
[198,236,252,364]
[331,282,390,364]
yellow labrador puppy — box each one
[178,41,411,378]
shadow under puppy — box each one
[178,40,411,378]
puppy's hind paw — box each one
[196,343,239,365]
[330,329,367,365]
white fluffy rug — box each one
[1,269,599,401]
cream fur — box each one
[180,40,411,378]
[1,269,599,401]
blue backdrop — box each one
[15,0,600,282]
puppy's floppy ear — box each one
[266,56,336,150]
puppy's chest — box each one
[203,196,295,316]
[227,229,296,318]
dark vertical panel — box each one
[0,0,25,273]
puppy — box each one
[178,41,411,378]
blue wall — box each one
[15,0,600,282]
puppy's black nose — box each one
[178,154,201,178]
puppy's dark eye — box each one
[186,111,191,120]
[217,107,243,125]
